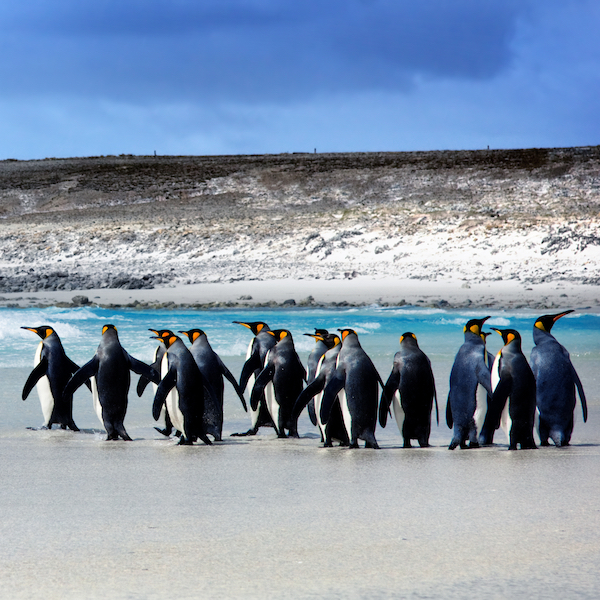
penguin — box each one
[379,332,439,448]
[179,328,248,441]
[152,333,213,445]
[319,328,385,449]
[21,325,84,431]
[446,317,492,450]
[232,321,277,436]
[250,329,306,438]
[292,333,349,446]
[476,331,497,446]
[137,329,176,437]
[530,310,587,447]
[486,328,537,450]
[303,328,330,427]
[64,324,160,441]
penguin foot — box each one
[154,427,172,437]
[403,441,413,448]
[230,428,259,437]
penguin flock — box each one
[21,310,588,450]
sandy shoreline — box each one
[1,276,598,311]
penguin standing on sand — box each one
[21,326,84,431]
[180,328,248,441]
[64,324,160,440]
[487,328,537,450]
[303,328,330,425]
[232,321,277,436]
[292,333,348,445]
[379,332,438,448]
[446,317,492,450]
[137,329,176,437]
[530,310,587,446]
[152,333,213,445]
[320,328,385,449]
[250,329,306,438]
[476,331,497,445]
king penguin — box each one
[232,321,277,436]
[446,317,492,450]
[180,328,247,441]
[64,324,160,440]
[21,325,84,431]
[488,328,537,450]
[320,328,385,449]
[530,310,587,446]
[250,329,306,438]
[303,328,330,426]
[291,333,349,446]
[379,332,439,448]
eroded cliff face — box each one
[1,147,599,293]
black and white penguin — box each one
[292,333,348,446]
[446,317,492,450]
[21,325,84,431]
[232,321,277,436]
[137,329,176,437]
[64,324,160,441]
[152,333,213,445]
[303,328,330,426]
[379,332,438,448]
[320,328,385,449]
[250,329,306,438]
[180,328,247,441]
[487,328,537,450]
[530,310,587,446]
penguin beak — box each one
[553,310,574,322]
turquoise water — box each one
[1,305,597,442]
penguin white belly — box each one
[265,380,279,433]
[161,354,185,434]
[391,390,405,435]
[34,342,54,425]
[314,357,327,439]
[247,342,261,428]
[474,384,488,436]
[500,401,512,444]
[339,388,352,440]
[90,376,103,425]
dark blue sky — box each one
[1,0,598,159]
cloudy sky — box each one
[1,0,598,159]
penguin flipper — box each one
[292,375,325,422]
[66,357,91,391]
[487,374,511,428]
[153,369,176,421]
[22,357,49,400]
[320,370,345,425]
[572,366,588,423]
[307,399,317,426]
[250,364,275,411]
[239,346,261,391]
[64,357,99,398]
[127,354,161,384]
[136,375,151,397]
[446,395,453,429]
[380,369,400,428]
[475,357,492,395]
[219,358,248,412]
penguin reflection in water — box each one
[486,328,537,450]
[64,325,160,441]
[379,332,438,448]
[530,311,587,447]
[152,333,216,445]
[21,325,86,431]
[446,317,492,450]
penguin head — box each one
[268,329,292,342]
[463,316,491,337]
[303,328,329,343]
[480,331,492,344]
[399,332,419,346]
[233,321,270,335]
[149,328,174,340]
[179,329,206,343]
[153,333,181,349]
[21,326,55,340]
[534,310,574,333]
[102,324,118,336]
[323,333,341,349]
[338,328,357,342]
[491,328,521,346]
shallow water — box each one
[1,306,599,599]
